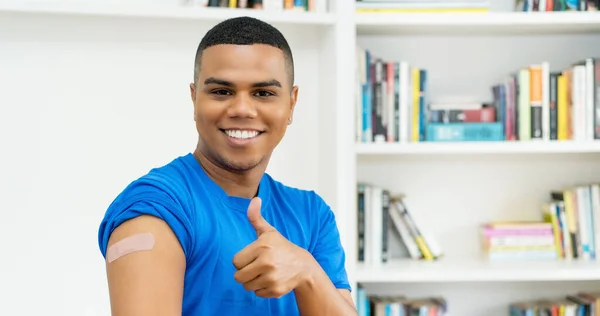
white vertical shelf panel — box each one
[328,0,359,300]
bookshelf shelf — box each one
[356,11,600,35]
[0,1,336,25]
[355,141,600,155]
[356,259,600,283]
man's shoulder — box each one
[109,154,197,210]
[98,153,199,259]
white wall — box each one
[0,11,327,316]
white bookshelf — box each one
[2,0,600,315]
[349,3,600,316]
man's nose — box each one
[227,93,258,118]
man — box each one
[97,16,357,316]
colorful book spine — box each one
[425,122,504,142]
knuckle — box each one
[232,257,242,269]
[233,272,242,282]
[265,274,277,284]
[264,261,277,270]
[260,256,276,269]
[258,257,276,270]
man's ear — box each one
[288,85,299,125]
[190,82,197,121]
[189,82,196,103]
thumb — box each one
[247,197,273,236]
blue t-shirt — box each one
[98,153,350,316]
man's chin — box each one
[219,157,263,173]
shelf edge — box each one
[0,1,337,25]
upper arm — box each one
[98,180,196,316]
[105,214,186,316]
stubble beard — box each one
[198,140,265,174]
[214,152,264,174]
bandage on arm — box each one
[105,215,185,316]
[106,232,155,263]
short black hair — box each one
[193,16,295,88]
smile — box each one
[222,129,263,140]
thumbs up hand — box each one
[232,197,316,299]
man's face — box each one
[190,44,298,173]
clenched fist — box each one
[232,197,316,298]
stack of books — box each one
[481,221,558,260]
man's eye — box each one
[212,89,232,96]
[254,90,274,98]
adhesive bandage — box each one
[106,232,155,263]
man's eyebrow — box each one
[203,77,282,89]
[251,80,282,88]
[204,77,234,87]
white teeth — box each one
[225,130,259,139]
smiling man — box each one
[97,16,357,316]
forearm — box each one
[293,261,358,316]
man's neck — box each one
[193,149,264,199]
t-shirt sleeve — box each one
[97,179,196,260]
[310,193,352,292]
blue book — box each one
[426,122,505,142]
